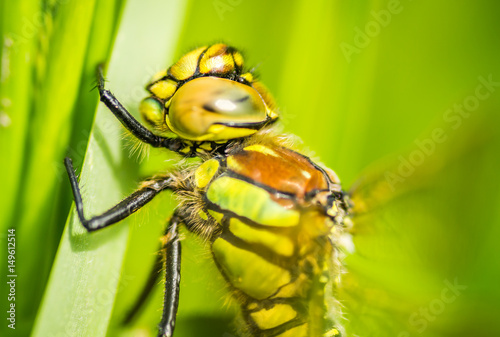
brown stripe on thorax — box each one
[226,145,330,200]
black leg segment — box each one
[96,64,183,152]
[64,157,174,232]
[158,213,182,337]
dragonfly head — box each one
[140,44,278,145]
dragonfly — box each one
[65,43,358,337]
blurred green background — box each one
[0,0,499,336]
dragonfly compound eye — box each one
[166,76,272,141]
[139,97,165,131]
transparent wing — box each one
[339,114,500,337]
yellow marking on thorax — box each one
[229,218,294,257]
[226,155,242,171]
[179,146,191,154]
[247,302,258,311]
[273,273,307,298]
[212,238,291,300]
[324,328,341,336]
[277,323,308,337]
[250,304,297,330]
[243,144,279,157]
[297,211,332,256]
[197,210,208,221]
[195,159,220,189]
[206,176,300,227]
[207,210,224,223]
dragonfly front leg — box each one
[95,65,183,152]
[64,157,175,231]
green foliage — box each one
[0,0,499,336]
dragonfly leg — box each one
[64,157,175,232]
[96,64,183,152]
[158,213,182,337]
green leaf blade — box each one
[32,0,188,336]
